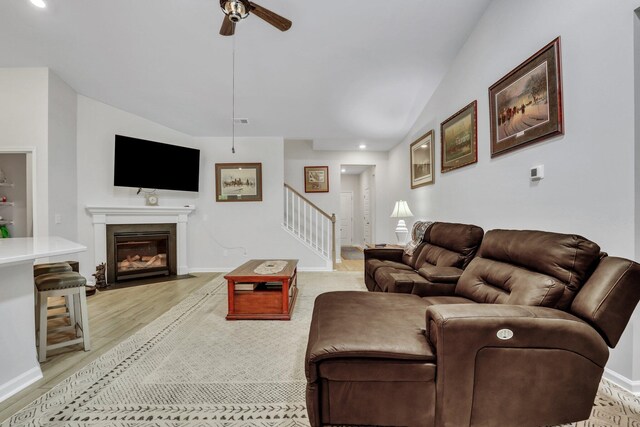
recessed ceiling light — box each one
[30,0,46,8]
[341,168,346,173]
[421,144,427,148]
[359,144,366,150]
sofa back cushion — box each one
[456,230,601,309]
[415,222,484,270]
[402,242,428,269]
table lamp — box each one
[390,200,413,244]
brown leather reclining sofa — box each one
[365,222,484,295]
[305,229,640,427]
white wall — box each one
[0,153,27,237]
[284,140,390,257]
[189,137,327,271]
[48,71,78,241]
[386,0,640,387]
[75,97,327,276]
[0,68,49,237]
[633,8,640,388]
[76,95,198,278]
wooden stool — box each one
[34,262,76,326]
[35,272,91,362]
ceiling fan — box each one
[219,0,292,36]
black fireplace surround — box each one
[106,223,177,284]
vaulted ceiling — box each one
[0,0,491,150]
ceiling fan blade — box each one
[248,2,292,32]
[220,17,236,36]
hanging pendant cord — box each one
[231,33,236,154]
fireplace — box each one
[106,224,177,284]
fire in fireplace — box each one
[115,233,168,279]
[106,224,177,284]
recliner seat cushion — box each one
[366,259,413,279]
[456,230,601,309]
[374,268,421,292]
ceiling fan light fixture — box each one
[223,0,249,23]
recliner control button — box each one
[497,329,514,340]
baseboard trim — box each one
[298,267,333,272]
[189,268,230,273]
[0,366,43,403]
[604,368,640,395]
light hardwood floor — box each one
[336,247,365,272]
[0,273,219,424]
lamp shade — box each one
[390,200,413,218]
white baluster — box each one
[297,196,301,237]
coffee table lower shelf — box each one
[226,286,298,320]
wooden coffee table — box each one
[224,259,298,320]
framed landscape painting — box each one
[215,163,262,202]
[441,101,477,173]
[304,166,329,193]
[489,37,563,157]
[410,130,435,188]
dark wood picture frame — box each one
[410,130,435,188]
[489,37,563,157]
[304,166,329,193]
[215,163,262,202]
[441,101,478,173]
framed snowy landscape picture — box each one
[489,37,563,157]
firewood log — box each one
[145,255,160,267]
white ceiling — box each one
[0,0,491,151]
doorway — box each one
[0,150,35,238]
[338,164,376,270]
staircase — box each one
[283,183,336,270]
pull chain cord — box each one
[231,33,236,154]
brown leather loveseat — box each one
[305,229,640,427]
[364,222,484,296]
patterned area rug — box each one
[3,272,640,426]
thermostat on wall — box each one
[530,165,544,181]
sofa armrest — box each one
[426,304,608,364]
[425,304,609,426]
[417,265,463,284]
[364,248,404,263]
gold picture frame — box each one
[410,130,435,188]
[441,101,478,173]
[304,166,329,193]
[215,163,262,202]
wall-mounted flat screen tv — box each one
[114,135,200,192]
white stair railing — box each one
[283,183,336,269]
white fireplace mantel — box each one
[86,205,196,276]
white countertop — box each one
[0,237,86,266]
